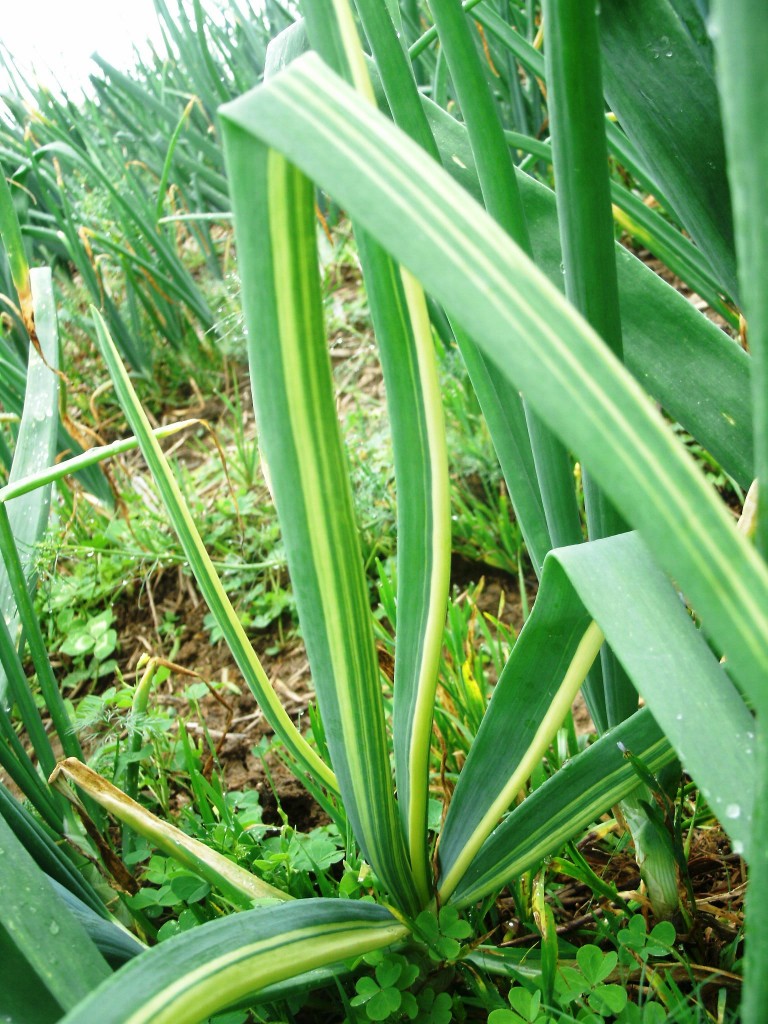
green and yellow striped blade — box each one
[221,138,419,913]
[357,237,450,904]
[90,310,336,796]
[441,530,754,905]
[50,758,287,906]
[60,899,407,1024]
[218,56,768,716]
[451,706,672,908]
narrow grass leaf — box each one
[50,758,287,905]
[709,5,768,1019]
[451,707,673,908]
[438,612,604,902]
[89,309,337,794]
[358,236,451,903]
[427,100,752,489]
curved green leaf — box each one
[0,811,111,1019]
[50,758,287,906]
[218,56,768,715]
[361,243,451,901]
[598,0,737,299]
[221,143,418,912]
[61,900,407,1024]
[1,269,59,677]
[427,102,752,490]
[709,5,768,1020]
[301,1,449,904]
[444,529,753,905]
[89,310,336,795]
[451,707,672,908]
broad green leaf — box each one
[554,532,755,854]
[445,531,753,907]
[360,241,451,900]
[60,900,407,1024]
[0,161,31,313]
[437,591,603,900]
[0,811,111,1019]
[48,877,145,967]
[450,706,672,908]
[711,0,768,553]
[300,4,449,903]
[0,780,105,918]
[426,101,752,490]
[0,274,82,781]
[543,0,630,731]
[429,0,583,560]
[598,0,738,299]
[0,500,84,766]
[218,55,768,715]
[1,270,58,629]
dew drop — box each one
[725,803,741,819]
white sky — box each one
[1,0,167,97]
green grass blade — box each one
[543,0,623,363]
[218,55,768,710]
[0,269,60,765]
[0,422,196,505]
[357,237,451,904]
[354,0,439,158]
[59,900,407,1024]
[298,0,447,905]
[438,609,604,902]
[430,0,582,556]
[711,1,768,555]
[0,160,30,316]
[443,529,752,907]
[426,97,751,487]
[555,531,755,856]
[0,503,84,763]
[517,171,752,491]
[0,280,82,774]
[89,310,337,796]
[0,781,105,918]
[351,1,554,572]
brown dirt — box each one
[99,548,539,831]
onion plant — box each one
[0,0,295,379]
[1,0,766,1021]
